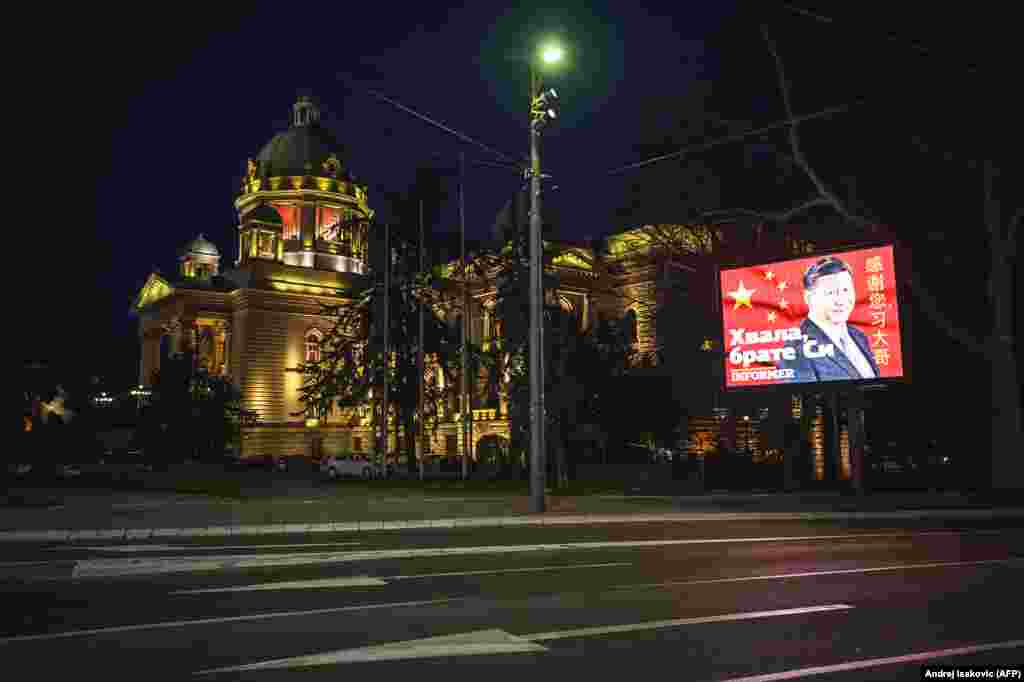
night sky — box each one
[28,2,1018,425]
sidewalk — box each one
[3,484,1024,543]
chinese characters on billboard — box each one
[720,245,905,389]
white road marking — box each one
[171,562,633,595]
[56,542,363,553]
[527,604,853,641]
[195,629,548,673]
[716,639,1024,681]
[193,604,853,674]
[392,561,632,580]
[614,557,1024,589]
[0,597,462,644]
[73,545,185,552]
[173,576,389,593]
[64,531,978,578]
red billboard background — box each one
[720,245,905,389]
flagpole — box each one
[380,221,390,465]
[418,199,426,481]
[459,151,470,481]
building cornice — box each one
[235,182,371,215]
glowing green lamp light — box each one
[540,44,563,65]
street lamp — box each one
[541,45,564,65]
[528,40,563,513]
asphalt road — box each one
[2,518,1023,681]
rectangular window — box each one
[318,205,344,241]
[274,204,298,240]
[445,435,457,455]
[353,437,363,452]
[258,232,275,257]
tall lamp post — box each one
[528,42,563,513]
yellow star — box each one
[728,281,756,310]
[777,280,788,292]
[767,311,777,323]
[765,270,775,281]
[778,298,789,310]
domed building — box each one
[131,95,855,486]
[133,95,374,460]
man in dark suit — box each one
[780,256,881,383]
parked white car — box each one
[320,455,384,480]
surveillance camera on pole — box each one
[527,41,565,513]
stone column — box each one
[221,322,232,376]
[169,319,183,356]
[300,202,316,248]
[497,353,509,417]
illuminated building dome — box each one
[236,94,373,275]
[178,233,221,279]
[254,95,348,179]
[181,233,220,258]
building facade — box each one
[134,96,849,483]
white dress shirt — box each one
[832,326,876,379]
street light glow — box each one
[540,45,563,64]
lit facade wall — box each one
[234,309,291,423]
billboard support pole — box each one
[829,392,840,485]
[712,263,722,413]
[848,393,866,495]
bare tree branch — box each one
[904,270,989,357]
[762,26,873,231]
[701,197,833,225]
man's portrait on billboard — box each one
[779,256,880,383]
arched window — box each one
[305,330,323,363]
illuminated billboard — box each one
[720,244,905,389]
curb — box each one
[2,507,1024,543]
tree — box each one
[463,230,636,486]
[745,27,1021,490]
[297,221,467,473]
[629,25,1021,490]
[138,352,241,466]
